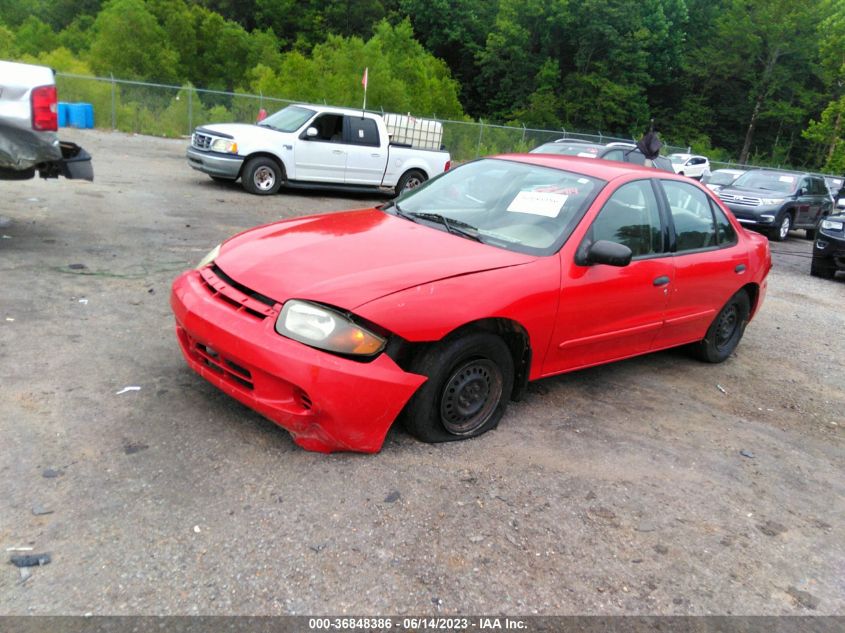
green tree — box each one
[14,16,58,56]
[88,0,180,82]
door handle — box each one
[653,275,670,286]
[332,150,345,155]
[735,263,746,273]
[371,153,381,158]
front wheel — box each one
[402,331,514,443]
[394,169,427,197]
[770,213,792,241]
[242,156,283,195]
[693,290,751,363]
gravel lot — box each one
[1,129,843,616]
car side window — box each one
[307,113,344,142]
[589,180,663,257]
[345,116,380,147]
[661,180,718,252]
[799,177,811,195]
[709,198,737,245]
[602,149,624,162]
[626,150,646,166]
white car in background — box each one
[669,153,710,179]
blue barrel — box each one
[67,103,85,128]
[57,102,69,127]
[80,103,94,128]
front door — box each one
[545,179,673,375]
[293,112,346,183]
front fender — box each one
[355,257,561,380]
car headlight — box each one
[760,198,785,205]
[821,219,844,231]
[196,243,221,269]
[210,138,238,154]
[276,300,386,356]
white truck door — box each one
[293,112,346,183]
[343,116,386,185]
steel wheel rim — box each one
[254,166,276,191]
[402,176,423,193]
[440,359,503,435]
[779,215,790,239]
[715,303,739,349]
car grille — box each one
[198,265,279,321]
[718,192,761,207]
[192,132,212,150]
[192,337,254,391]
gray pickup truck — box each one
[0,60,93,181]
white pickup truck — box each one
[186,104,451,196]
[0,60,93,181]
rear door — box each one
[653,179,748,349]
[343,116,387,185]
[545,179,673,374]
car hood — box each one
[214,209,536,310]
[196,122,292,144]
[718,185,796,199]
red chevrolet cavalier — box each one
[171,155,771,453]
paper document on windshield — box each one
[507,191,568,218]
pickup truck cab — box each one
[187,104,451,196]
[0,60,93,181]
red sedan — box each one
[171,155,771,453]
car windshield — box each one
[530,143,602,157]
[389,158,604,255]
[258,105,315,132]
[709,171,742,186]
[669,155,688,165]
[732,171,799,193]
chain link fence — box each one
[56,72,689,161]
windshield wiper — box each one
[380,200,418,222]
[257,122,281,131]
[409,212,483,242]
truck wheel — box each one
[770,212,791,241]
[242,157,283,195]
[395,170,427,197]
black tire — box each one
[810,258,836,279]
[395,169,427,197]
[769,212,792,241]
[693,290,751,363]
[402,331,514,443]
[242,156,283,195]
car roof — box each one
[494,153,684,181]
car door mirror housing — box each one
[586,240,633,267]
[305,127,318,138]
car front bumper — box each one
[813,231,845,271]
[186,147,243,179]
[723,204,782,228]
[170,269,426,453]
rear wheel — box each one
[693,290,751,363]
[402,331,514,443]
[770,212,792,241]
[242,156,283,195]
[395,169,427,197]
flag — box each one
[362,67,368,90]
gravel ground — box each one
[0,129,843,615]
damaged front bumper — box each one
[170,269,427,453]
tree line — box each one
[1,0,843,172]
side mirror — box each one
[798,187,808,196]
[837,198,845,209]
[579,240,633,267]
[305,127,318,138]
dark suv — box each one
[530,140,674,172]
[717,170,832,241]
